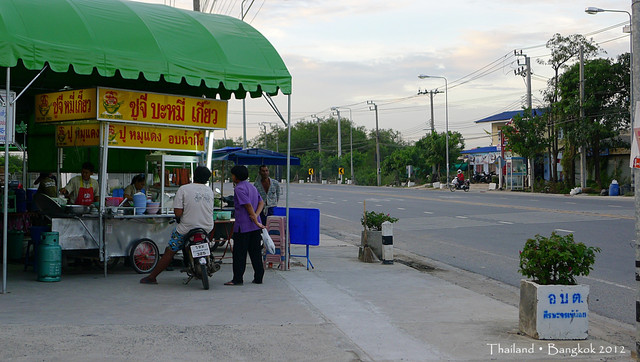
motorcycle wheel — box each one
[200,264,209,290]
[464,186,469,192]
[449,183,455,192]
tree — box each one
[0,155,24,174]
[415,131,464,181]
[556,55,629,187]
[382,146,417,185]
[501,108,549,187]
[538,33,601,182]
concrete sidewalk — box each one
[0,234,635,361]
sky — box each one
[136,0,633,151]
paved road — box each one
[280,183,636,326]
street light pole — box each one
[419,74,449,184]
[334,107,354,184]
[313,114,322,183]
[367,101,381,186]
[587,6,637,355]
[331,107,342,158]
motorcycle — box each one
[449,178,470,192]
[181,228,221,290]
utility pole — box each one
[417,89,443,133]
[313,114,322,183]
[579,47,586,189]
[418,88,443,176]
[630,3,640,356]
[367,101,381,186]
[515,50,533,191]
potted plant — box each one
[360,210,398,260]
[518,232,600,339]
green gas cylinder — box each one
[37,232,61,282]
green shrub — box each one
[518,232,600,285]
[361,211,398,231]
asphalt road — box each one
[280,182,636,326]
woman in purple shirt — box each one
[225,165,265,286]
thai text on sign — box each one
[35,89,96,123]
[56,123,205,152]
[97,88,227,130]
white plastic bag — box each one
[261,228,276,254]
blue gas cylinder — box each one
[37,232,61,282]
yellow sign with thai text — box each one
[55,123,100,147]
[97,88,227,130]
[56,123,205,152]
[36,89,96,123]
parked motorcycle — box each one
[181,228,220,290]
[449,178,470,192]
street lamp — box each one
[330,107,342,158]
[585,7,632,131]
[418,74,449,184]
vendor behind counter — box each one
[123,174,146,206]
[60,162,100,205]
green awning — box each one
[0,0,291,99]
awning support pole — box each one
[12,65,48,104]
[263,92,288,128]
[286,94,291,269]
[99,122,110,277]
[2,67,9,293]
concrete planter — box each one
[361,230,382,260]
[519,280,589,340]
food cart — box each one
[0,0,293,290]
[33,87,228,273]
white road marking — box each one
[583,276,633,291]
[424,211,433,214]
[322,213,352,222]
[397,207,406,210]
[498,221,513,225]
[608,205,622,208]
[565,202,577,205]
[554,229,574,233]
[456,216,468,219]
[376,204,383,207]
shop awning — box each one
[0,0,291,99]
[212,148,300,166]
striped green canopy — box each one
[0,0,291,99]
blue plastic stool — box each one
[25,225,49,272]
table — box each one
[210,219,234,261]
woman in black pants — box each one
[225,165,265,286]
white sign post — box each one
[0,91,16,146]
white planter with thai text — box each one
[519,280,589,340]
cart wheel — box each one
[129,238,159,274]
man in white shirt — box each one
[140,166,214,284]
